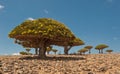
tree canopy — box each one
[95,44,109,53]
[9,18,76,46]
[84,46,93,49]
[84,45,93,54]
[52,49,58,54]
[106,49,113,53]
[78,48,88,54]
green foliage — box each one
[9,18,75,40]
[68,38,84,46]
[19,51,32,55]
[20,48,32,55]
[46,46,52,54]
[106,49,113,53]
[52,49,58,54]
[84,46,93,49]
[25,48,31,53]
[95,44,109,53]
[95,44,108,50]
[8,18,84,58]
[84,45,93,54]
[46,46,52,51]
[78,48,88,54]
[63,37,84,55]
[19,51,28,55]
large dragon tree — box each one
[9,18,83,58]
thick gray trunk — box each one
[38,43,46,58]
[38,47,46,58]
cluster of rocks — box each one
[0,54,120,74]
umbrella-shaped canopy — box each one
[9,18,76,46]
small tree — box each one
[14,39,39,55]
[20,51,28,55]
[52,49,58,55]
[25,48,31,53]
[78,48,88,55]
[46,46,52,54]
[106,49,113,54]
[84,45,93,54]
[95,44,108,54]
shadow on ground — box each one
[19,55,86,61]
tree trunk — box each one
[64,46,72,55]
[35,48,38,55]
[47,51,49,55]
[89,49,91,54]
[38,48,46,58]
[64,49,69,55]
[38,43,46,58]
[98,49,100,53]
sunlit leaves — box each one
[95,44,108,50]
[78,48,88,54]
[84,46,93,49]
[8,18,85,57]
[9,18,75,39]
[95,44,109,53]
[106,49,113,53]
[68,38,84,46]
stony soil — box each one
[0,54,120,74]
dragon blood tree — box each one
[9,18,84,58]
[95,44,109,54]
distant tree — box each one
[19,51,28,55]
[14,39,39,55]
[25,48,31,53]
[35,48,39,55]
[95,44,108,54]
[58,51,61,55]
[84,45,93,54]
[78,48,88,55]
[106,49,113,54]
[46,46,52,54]
[52,49,58,55]
[70,52,77,55]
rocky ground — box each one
[0,54,120,74]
